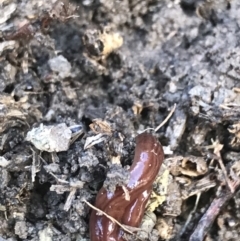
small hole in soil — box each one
[13,95,20,102]
[4,84,14,94]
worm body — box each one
[89,133,164,241]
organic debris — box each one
[0,0,240,240]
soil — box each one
[1,0,240,241]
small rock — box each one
[14,221,28,239]
[48,55,71,79]
[26,123,72,152]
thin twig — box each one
[30,147,41,183]
[180,193,201,237]
[216,153,234,193]
[205,139,234,193]
[49,172,69,184]
[121,185,130,201]
[64,188,77,211]
[141,128,155,133]
[189,181,240,241]
[83,199,135,235]
[155,103,176,132]
[30,147,37,183]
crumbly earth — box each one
[0,0,240,241]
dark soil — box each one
[1,0,240,241]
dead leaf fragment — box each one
[83,27,123,60]
[147,169,169,212]
[89,119,112,134]
[111,155,121,165]
[132,102,143,115]
[84,133,106,150]
[169,156,208,177]
[228,123,240,145]
[147,191,166,213]
[230,161,240,180]
[0,41,17,54]
[180,175,216,199]
[0,94,42,133]
[156,218,174,240]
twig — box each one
[121,185,130,201]
[216,154,234,193]
[155,103,176,132]
[205,139,234,193]
[83,199,135,235]
[31,147,37,183]
[49,172,69,184]
[189,181,240,241]
[64,188,77,211]
[30,147,41,183]
[141,128,155,133]
[180,193,201,237]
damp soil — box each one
[1,0,240,241]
